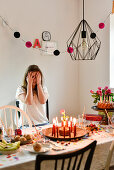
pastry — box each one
[14,135,20,141]
[33,142,42,152]
[25,134,32,140]
[20,136,27,142]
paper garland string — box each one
[0,5,113,56]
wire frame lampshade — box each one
[67,0,101,60]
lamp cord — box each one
[83,0,84,31]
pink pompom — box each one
[67,47,74,53]
[99,23,105,29]
[25,41,32,48]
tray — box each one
[42,127,88,141]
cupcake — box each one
[33,142,42,152]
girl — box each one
[16,65,49,126]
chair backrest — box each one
[35,140,97,170]
[0,105,32,131]
[16,99,49,120]
[46,99,49,120]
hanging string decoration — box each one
[0,0,113,59]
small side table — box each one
[91,106,114,125]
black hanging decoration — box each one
[14,32,20,38]
[67,0,101,60]
[53,50,60,56]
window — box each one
[110,14,114,88]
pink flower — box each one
[96,90,102,96]
[107,89,111,94]
[90,90,94,94]
[104,86,108,90]
[98,87,102,90]
[105,91,108,95]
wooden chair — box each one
[104,141,114,170]
[35,140,97,170]
[0,105,32,131]
[46,99,49,120]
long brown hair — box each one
[22,65,43,93]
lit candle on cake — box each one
[66,117,68,127]
[52,119,56,137]
[73,118,76,137]
[61,117,63,126]
[56,121,59,138]
[68,121,71,138]
[64,121,65,138]
[70,117,72,132]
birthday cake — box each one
[97,102,114,109]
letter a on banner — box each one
[33,39,41,48]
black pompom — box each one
[90,33,96,39]
[53,50,60,56]
[14,32,20,38]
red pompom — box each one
[99,23,105,29]
[25,41,32,48]
[67,47,74,53]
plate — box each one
[0,148,20,155]
[24,145,50,153]
[51,146,65,151]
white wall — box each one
[0,0,79,122]
[0,0,112,122]
[78,0,112,114]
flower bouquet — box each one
[90,86,114,109]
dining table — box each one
[0,124,114,170]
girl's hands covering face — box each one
[26,72,34,85]
[36,72,41,85]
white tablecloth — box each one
[0,125,114,170]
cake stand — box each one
[91,106,114,125]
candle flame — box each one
[68,121,70,127]
[61,117,63,121]
[73,118,76,124]
[53,119,56,124]
[70,117,72,121]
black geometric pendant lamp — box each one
[67,0,101,60]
